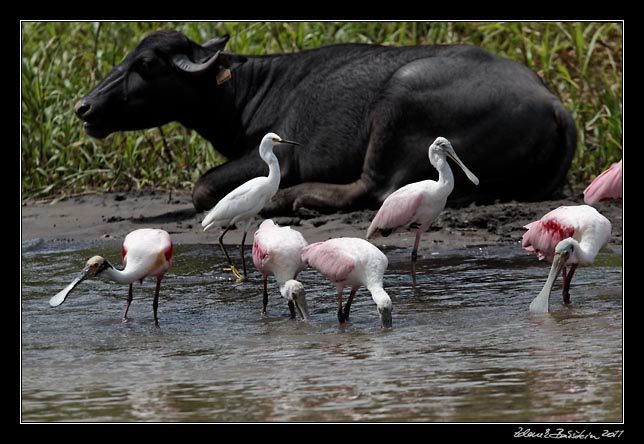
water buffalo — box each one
[75,29,576,214]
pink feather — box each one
[301,242,355,283]
[252,237,269,272]
[252,219,308,280]
[522,207,576,262]
[367,191,423,239]
[583,160,622,204]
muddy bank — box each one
[21,188,622,253]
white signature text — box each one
[514,428,624,440]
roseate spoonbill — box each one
[302,237,392,328]
[583,160,622,205]
[521,205,611,313]
[252,219,310,320]
[201,132,298,282]
[49,228,173,325]
[366,136,479,284]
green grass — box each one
[21,21,622,201]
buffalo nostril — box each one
[74,100,91,118]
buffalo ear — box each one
[202,34,230,52]
[214,53,248,85]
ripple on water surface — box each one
[21,243,622,422]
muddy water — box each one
[21,242,622,422]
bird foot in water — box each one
[223,265,245,282]
[337,310,346,324]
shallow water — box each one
[21,241,622,422]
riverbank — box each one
[21,188,622,254]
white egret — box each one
[201,132,298,281]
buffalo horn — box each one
[171,50,222,73]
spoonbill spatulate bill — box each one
[201,132,299,282]
[49,228,173,325]
[366,136,479,284]
[521,205,611,313]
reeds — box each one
[21,21,622,200]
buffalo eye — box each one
[134,56,162,78]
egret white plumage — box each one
[201,132,298,281]
[49,228,173,325]
[521,205,611,313]
[302,237,392,328]
[252,219,310,320]
[366,136,479,284]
